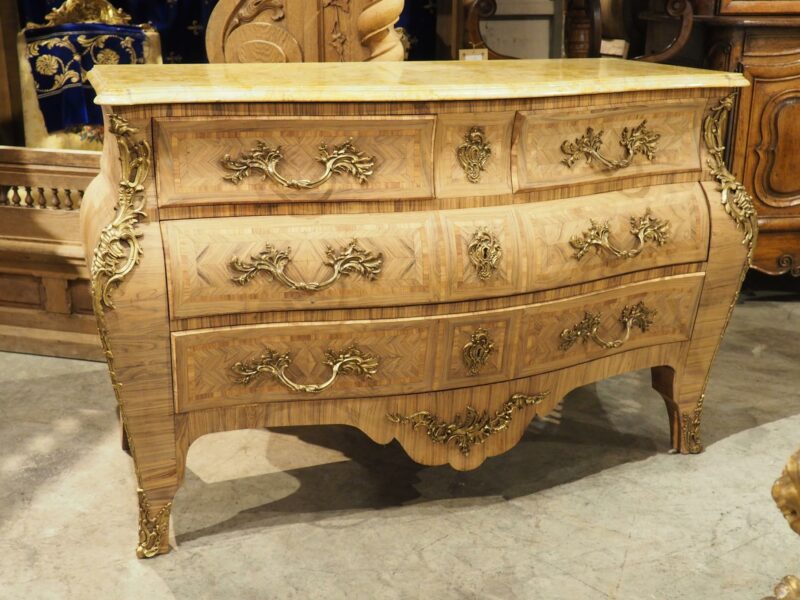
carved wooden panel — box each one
[517,274,703,377]
[519,182,710,291]
[513,99,706,191]
[205,0,405,63]
[154,116,435,206]
[163,212,440,318]
[742,60,800,210]
[434,111,515,198]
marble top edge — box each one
[88,59,749,106]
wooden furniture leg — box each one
[81,113,182,557]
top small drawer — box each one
[513,99,706,192]
[154,116,435,207]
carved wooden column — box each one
[564,0,599,58]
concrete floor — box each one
[1,290,799,599]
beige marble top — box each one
[88,58,747,106]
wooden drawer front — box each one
[434,111,515,198]
[163,212,440,319]
[519,182,710,291]
[173,318,440,411]
[164,183,709,318]
[513,99,705,191]
[154,116,435,206]
[517,274,702,377]
[173,274,702,412]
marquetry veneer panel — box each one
[154,116,435,206]
[163,182,708,319]
[513,98,706,191]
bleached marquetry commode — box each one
[82,59,753,558]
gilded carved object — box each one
[27,0,133,28]
[137,489,172,559]
[561,120,660,170]
[387,391,550,456]
[457,127,491,183]
[232,344,379,393]
[762,576,800,600]
[357,0,406,61]
[462,328,494,376]
[221,138,375,189]
[91,114,149,309]
[681,394,704,454]
[468,227,502,281]
[559,301,656,351]
[703,93,758,258]
[90,114,170,559]
[680,93,760,457]
[230,238,383,290]
[570,210,670,261]
[772,447,800,535]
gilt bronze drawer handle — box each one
[230,238,383,290]
[221,138,375,188]
[457,126,491,183]
[559,301,656,351]
[386,391,549,456]
[560,120,660,170]
[463,327,494,376]
[468,227,502,281]
[232,344,379,393]
[570,210,670,260]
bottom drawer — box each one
[172,273,703,412]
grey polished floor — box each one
[1,290,798,599]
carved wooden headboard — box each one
[205,0,405,63]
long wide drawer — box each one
[172,274,703,412]
[154,116,435,206]
[163,182,710,319]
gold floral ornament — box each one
[221,138,375,189]
[387,391,550,456]
[229,238,383,290]
[772,447,800,535]
[457,126,491,183]
[462,328,494,376]
[570,210,670,260]
[232,345,379,393]
[25,0,134,29]
[559,301,656,351]
[703,93,758,258]
[561,120,660,170]
[137,489,171,559]
[35,54,60,76]
[762,576,800,600]
[468,227,502,281]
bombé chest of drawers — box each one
[82,59,752,558]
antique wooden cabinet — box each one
[637,0,800,276]
[82,59,751,558]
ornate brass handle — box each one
[387,391,549,456]
[230,238,383,290]
[221,138,375,188]
[570,210,670,260]
[457,126,491,183]
[232,344,379,393]
[559,301,656,351]
[560,120,660,170]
